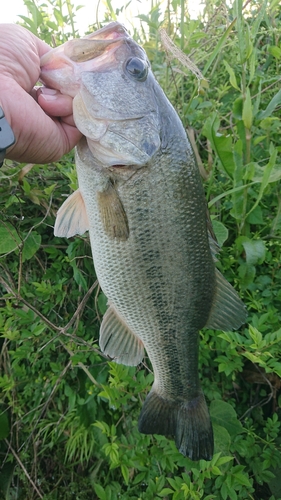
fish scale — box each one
[40,21,247,460]
[76,132,214,402]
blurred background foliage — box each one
[0,0,281,498]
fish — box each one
[40,22,247,461]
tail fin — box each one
[138,391,213,461]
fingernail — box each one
[38,87,60,95]
[40,94,59,101]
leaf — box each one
[202,113,235,177]
[18,163,35,181]
[248,48,257,85]
[268,465,281,497]
[217,456,234,466]
[242,239,266,266]
[17,15,37,32]
[71,262,88,291]
[246,145,277,218]
[159,488,175,496]
[212,135,235,178]
[210,401,243,437]
[211,220,229,247]
[251,0,268,39]
[257,89,281,120]
[203,19,236,75]
[268,45,281,58]
[22,232,41,262]
[238,263,256,289]
[243,351,264,365]
[233,97,243,120]
[248,325,264,346]
[235,0,246,64]
[230,140,245,221]
[208,181,256,208]
[246,206,264,224]
[242,88,253,129]
[94,484,107,500]
[121,464,129,485]
[211,465,223,476]
[0,222,21,255]
[98,292,108,315]
[223,61,240,91]
[213,424,231,456]
[268,165,281,183]
[233,471,252,487]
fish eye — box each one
[125,57,148,81]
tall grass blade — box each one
[203,19,236,75]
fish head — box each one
[40,22,160,169]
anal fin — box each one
[100,305,144,366]
[206,268,247,331]
[54,188,89,238]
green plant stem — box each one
[65,0,76,38]
[270,186,281,236]
[245,127,251,165]
[5,439,44,499]
[180,0,184,51]
[60,340,102,388]
[180,0,185,108]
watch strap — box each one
[0,106,16,167]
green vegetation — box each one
[1,0,281,498]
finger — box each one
[60,114,77,127]
[3,80,82,163]
[37,88,74,117]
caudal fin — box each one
[138,391,213,461]
[175,394,213,460]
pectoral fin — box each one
[100,305,144,366]
[54,188,89,238]
[206,269,247,331]
[97,183,129,241]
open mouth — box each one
[40,22,129,91]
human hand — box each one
[0,24,82,164]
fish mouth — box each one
[62,22,128,63]
[40,22,129,92]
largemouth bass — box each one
[40,22,246,461]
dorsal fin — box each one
[206,269,247,331]
[54,188,89,238]
[208,230,220,261]
[206,208,220,260]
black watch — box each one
[0,106,16,167]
